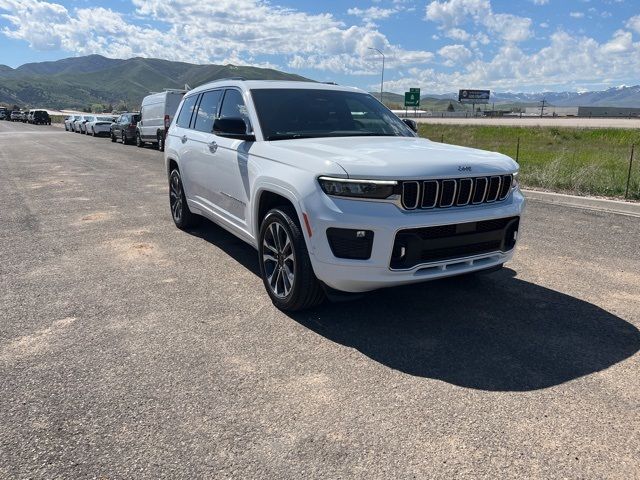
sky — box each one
[0,0,639,94]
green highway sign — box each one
[404,91,420,107]
[409,87,421,95]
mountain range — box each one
[0,54,309,109]
[427,86,640,108]
[1,54,639,110]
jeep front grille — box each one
[400,175,513,210]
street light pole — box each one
[368,47,385,104]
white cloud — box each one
[425,0,532,43]
[0,0,434,75]
[570,12,585,18]
[438,44,473,65]
[347,6,398,25]
[382,30,640,92]
[627,15,640,34]
[532,0,549,5]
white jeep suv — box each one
[165,80,525,311]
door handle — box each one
[208,141,218,153]
[181,135,188,144]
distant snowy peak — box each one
[423,85,640,107]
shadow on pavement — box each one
[191,220,640,392]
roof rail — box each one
[323,81,338,85]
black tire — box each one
[136,132,144,148]
[121,131,128,145]
[91,128,95,137]
[169,168,199,230]
[158,133,165,152]
[258,206,325,311]
[110,131,117,142]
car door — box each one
[171,93,200,200]
[208,88,254,230]
[184,89,224,208]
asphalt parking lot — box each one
[1,120,639,479]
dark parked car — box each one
[31,110,51,125]
[110,113,141,144]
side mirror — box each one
[402,118,418,133]
[213,117,255,141]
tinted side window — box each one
[219,89,250,127]
[194,90,222,133]
[176,95,199,128]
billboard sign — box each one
[458,89,490,104]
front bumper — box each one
[305,189,526,293]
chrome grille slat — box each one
[472,177,488,205]
[402,181,420,210]
[439,179,457,207]
[421,180,439,209]
[456,178,473,206]
[400,174,513,210]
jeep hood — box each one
[258,136,518,179]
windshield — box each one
[250,88,415,141]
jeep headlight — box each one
[512,172,519,189]
[318,176,397,199]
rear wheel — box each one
[121,131,128,145]
[169,168,199,230]
[158,133,165,152]
[258,206,325,311]
[136,132,144,148]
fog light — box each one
[326,228,374,260]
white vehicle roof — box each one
[186,80,364,97]
[142,90,186,105]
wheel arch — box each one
[254,186,306,241]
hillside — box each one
[370,92,461,110]
[0,55,311,109]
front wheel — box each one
[169,169,199,230]
[110,131,116,142]
[258,207,325,311]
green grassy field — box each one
[417,124,640,200]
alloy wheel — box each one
[262,222,295,298]
[169,171,183,224]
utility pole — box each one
[539,98,547,117]
[368,47,385,104]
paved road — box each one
[1,121,639,479]
[413,116,640,128]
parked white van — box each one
[136,90,185,151]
